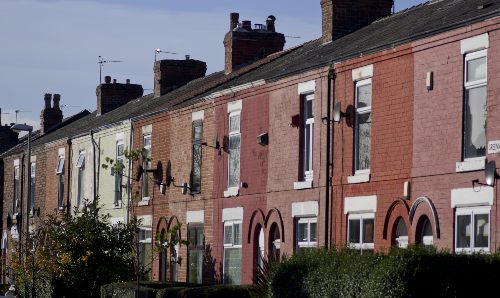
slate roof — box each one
[2,0,499,157]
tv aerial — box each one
[98,56,123,84]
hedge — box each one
[269,246,500,298]
[101,281,258,298]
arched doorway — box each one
[268,223,281,259]
[393,217,408,248]
[159,229,167,282]
[254,225,265,270]
[416,215,433,246]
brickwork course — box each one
[1,0,500,287]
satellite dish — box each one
[165,160,173,187]
[333,102,342,122]
[485,160,497,186]
[135,165,144,181]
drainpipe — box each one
[324,66,335,248]
[66,138,72,213]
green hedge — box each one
[269,246,500,298]
[101,281,258,298]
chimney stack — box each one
[154,58,207,98]
[96,76,144,116]
[321,0,394,44]
[40,93,63,135]
[224,13,286,74]
[0,108,19,153]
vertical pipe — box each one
[324,67,335,247]
[66,138,72,213]
[26,132,31,241]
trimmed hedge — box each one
[269,246,500,298]
[101,281,258,298]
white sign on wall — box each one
[488,140,500,154]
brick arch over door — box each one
[247,208,266,244]
[156,216,169,232]
[409,196,440,239]
[382,198,410,240]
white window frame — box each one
[223,220,242,284]
[56,154,65,210]
[303,94,314,182]
[296,217,317,250]
[354,78,372,174]
[462,49,487,162]
[115,140,124,207]
[227,111,241,194]
[347,213,375,251]
[30,162,36,213]
[455,206,490,253]
[13,165,20,215]
[55,155,65,175]
[141,134,152,201]
[76,151,85,206]
[139,227,153,244]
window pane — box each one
[363,218,374,244]
[58,174,64,208]
[188,227,197,246]
[305,99,313,119]
[464,86,487,159]
[230,115,240,133]
[309,222,317,242]
[192,144,202,193]
[188,249,203,284]
[79,168,85,205]
[457,215,471,248]
[224,247,242,284]
[467,57,487,82]
[143,135,151,147]
[349,219,361,244]
[228,135,240,188]
[30,177,35,210]
[474,214,489,248]
[305,123,311,171]
[197,227,204,246]
[297,222,308,242]
[356,112,371,171]
[234,223,242,245]
[224,225,233,245]
[193,123,203,141]
[117,144,124,157]
[357,83,372,108]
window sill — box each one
[138,197,150,206]
[223,187,239,198]
[455,247,490,254]
[294,181,312,190]
[456,158,485,173]
[347,172,370,184]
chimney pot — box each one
[230,12,240,30]
[242,20,252,30]
[266,15,276,32]
[53,94,61,110]
[44,93,52,109]
[113,79,117,84]
[126,79,130,84]
[104,76,112,84]
[185,55,190,60]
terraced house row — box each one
[1,0,500,285]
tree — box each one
[12,198,138,298]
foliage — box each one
[11,197,139,298]
[101,281,258,298]
[269,246,500,298]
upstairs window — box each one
[76,151,85,206]
[303,94,314,181]
[30,162,36,212]
[228,112,241,189]
[115,141,124,207]
[13,165,20,214]
[191,120,203,194]
[56,155,65,210]
[463,50,487,160]
[355,79,372,173]
[142,134,152,199]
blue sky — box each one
[0,0,425,129]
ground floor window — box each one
[348,213,374,251]
[455,207,490,253]
[223,221,242,284]
[296,217,317,251]
[139,228,152,280]
[188,225,204,284]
